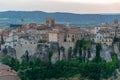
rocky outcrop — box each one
[0,64,20,80]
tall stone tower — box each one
[114,18,119,26]
[45,18,55,27]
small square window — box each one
[14,44,16,46]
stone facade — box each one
[45,18,55,27]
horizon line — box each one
[0,10,120,15]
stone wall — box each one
[15,43,37,60]
[59,42,75,59]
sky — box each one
[0,0,120,14]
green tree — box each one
[68,47,72,60]
[93,43,102,62]
[1,34,5,44]
[1,55,20,71]
[49,51,53,61]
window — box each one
[64,39,66,42]
[100,36,101,39]
[14,44,16,46]
[72,35,74,38]
[68,35,69,38]
[81,35,82,37]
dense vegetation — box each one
[0,40,119,80]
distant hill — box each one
[0,11,120,27]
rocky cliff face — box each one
[0,64,20,80]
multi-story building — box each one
[114,18,119,26]
[66,27,89,42]
[48,28,65,42]
[94,28,115,45]
[45,18,55,27]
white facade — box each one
[94,33,103,42]
[94,27,101,34]
[15,38,38,60]
[66,34,75,42]
[5,32,18,48]
[95,32,113,45]
[49,32,58,42]
[94,26,111,34]
[4,30,42,60]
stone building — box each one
[66,27,89,42]
[94,28,114,45]
[114,18,119,26]
[48,28,65,42]
[14,35,38,60]
[29,23,37,29]
[45,18,55,27]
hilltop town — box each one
[0,18,120,80]
[0,18,119,61]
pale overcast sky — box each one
[0,0,120,14]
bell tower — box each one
[45,18,55,27]
[114,18,119,26]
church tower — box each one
[114,18,119,26]
[45,18,55,27]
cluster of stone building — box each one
[48,19,120,45]
[0,18,119,62]
[94,19,120,45]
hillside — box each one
[0,11,120,27]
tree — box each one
[1,34,5,44]
[93,43,102,62]
[2,46,8,55]
[20,60,29,70]
[79,62,102,80]
[68,47,72,60]
[49,51,53,61]
[1,55,12,65]
[25,50,29,62]
[1,55,20,71]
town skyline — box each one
[0,0,120,80]
[0,0,120,14]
